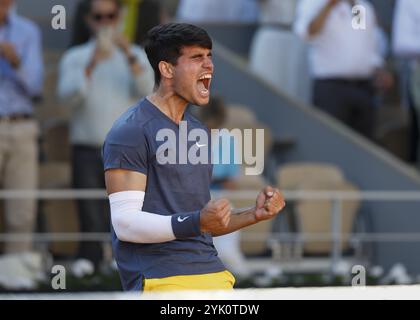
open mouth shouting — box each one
[197,73,212,97]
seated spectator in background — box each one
[294,0,393,140]
[393,0,420,166]
[200,97,251,278]
[176,0,259,23]
[57,0,154,272]
[249,0,311,104]
[0,0,44,254]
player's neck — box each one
[147,89,188,125]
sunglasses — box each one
[92,12,117,22]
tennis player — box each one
[102,23,285,292]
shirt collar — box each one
[143,98,192,127]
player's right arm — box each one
[105,168,177,243]
[105,168,232,243]
[103,118,233,243]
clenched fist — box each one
[200,198,232,234]
[254,186,285,222]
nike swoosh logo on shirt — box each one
[177,216,190,223]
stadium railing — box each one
[0,189,420,273]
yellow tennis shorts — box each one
[143,270,236,292]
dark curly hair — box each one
[143,23,212,87]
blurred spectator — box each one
[201,97,241,190]
[121,0,169,42]
[57,0,154,271]
[0,0,44,253]
[294,0,393,140]
[393,0,420,165]
[70,0,92,47]
[176,0,259,23]
[70,0,168,48]
[200,97,251,278]
[257,0,296,26]
[249,0,311,103]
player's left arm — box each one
[211,186,286,237]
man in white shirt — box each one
[294,0,391,139]
[393,0,420,164]
[249,0,311,103]
[57,0,154,271]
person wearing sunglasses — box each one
[57,0,154,275]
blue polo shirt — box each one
[102,98,226,291]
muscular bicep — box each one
[105,169,147,195]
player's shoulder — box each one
[105,99,155,147]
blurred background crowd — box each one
[1,0,420,291]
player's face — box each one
[172,46,213,106]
